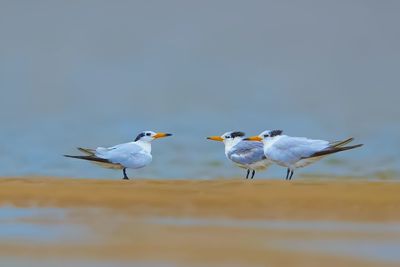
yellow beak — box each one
[153,132,173,139]
[207,136,224,142]
[244,136,262,141]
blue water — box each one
[150,217,400,234]
[0,1,399,179]
[149,217,400,263]
[278,239,400,263]
[0,114,398,180]
[0,206,87,243]
[1,206,400,265]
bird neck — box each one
[224,138,242,153]
[263,135,282,149]
[135,140,152,153]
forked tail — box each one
[64,154,110,164]
[77,147,96,156]
[304,144,363,159]
[329,137,354,148]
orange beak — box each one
[207,136,224,142]
[244,136,262,141]
[153,132,172,139]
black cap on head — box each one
[231,131,245,138]
[270,130,283,137]
[134,132,146,141]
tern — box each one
[207,131,272,179]
[245,130,363,180]
[64,131,172,180]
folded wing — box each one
[271,136,362,163]
[95,142,144,165]
[228,141,267,165]
[64,142,146,169]
[268,136,329,164]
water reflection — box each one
[1,206,399,265]
[0,206,87,243]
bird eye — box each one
[264,134,269,137]
[146,133,151,136]
[225,136,230,139]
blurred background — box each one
[0,0,399,179]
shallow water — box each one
[1,206,400,266]
[149,217,400,263]
[277,239,400,263]
[0,116,398,180]
[0,206,88,243]
[0,1,399,179]
[150,217,400,234]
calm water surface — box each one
[0,1,399,179]
[1,206,399,266]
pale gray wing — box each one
[228,141,266,165]
[95,142,143,164]
[271,136,329,162]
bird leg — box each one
[246,169,250,179]
[286,168,290,180]
[251,170,255,179]
[122,168,129,180]
[289,170,294,180]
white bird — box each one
[245,130,363,180]
[64,131,172,180]
[207,131,272,179]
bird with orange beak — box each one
[245,130,362,180]
[65,131,172,179]
[207,131,272,179]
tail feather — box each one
[64,154,123,169]
[329,137,354,148]
[64,154,110,164]
[77,147,96,156]
[304,144,363,159]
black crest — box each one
[134,132,146,141]
[231,131,245,138]
[270,130,283,137]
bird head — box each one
[134,131,172,142]
[207,131,245,144]
[244,130,283,143]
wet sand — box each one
[0,177,400,267]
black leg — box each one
[251,170,255,179]
[122,168,129,180]
[246,169,250,179]
[289,170,294,180]
[286,168,290,180]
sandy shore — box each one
[1,177,399,221]
[0,177,399,267]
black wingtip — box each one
[338,143,364,152]
[304,143,364,159]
